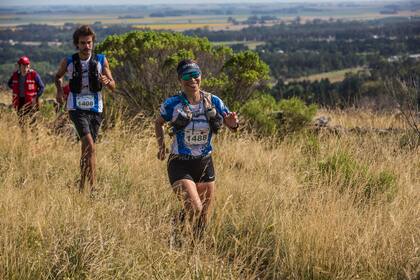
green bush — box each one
[240,94,278,135]
[277,97,317,135]
[96,31,269,115]
[240,95,317,136]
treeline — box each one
[271,58,420,109]
[186,17,420,79]
[0,23,136,83]
[186,17,420,43]
[0,23,134,43]
[2,19,420,113]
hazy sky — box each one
[0,0,384,6]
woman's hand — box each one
[157,145,166,161]
[223,112,239,130]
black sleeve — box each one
[7,75,13,89]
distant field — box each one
[1,9,420,30]
[211,40,266,50]
[289,67,365,83]
[134,22,231,31]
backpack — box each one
[171,91,223,134]
[69,53,102,94]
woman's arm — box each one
[155,116,167,160]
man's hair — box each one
[73,25,96,48]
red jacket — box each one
[9,70,38,109]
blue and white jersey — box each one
[160,92,230,157]
[66,54,105,113]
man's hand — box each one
[56,90,64,105]
[99,73,112,86]
[35,97,41,110]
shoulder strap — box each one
[72,53,81,79]
[201,90,213,110]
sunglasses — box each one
[181,71,201,81]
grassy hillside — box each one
[0,109,418,279]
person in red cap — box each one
[8,56,45,126]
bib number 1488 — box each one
[185,130,209,145]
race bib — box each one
[75,95,95,110]
[185,129,209,145]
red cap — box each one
[18,56,30,65]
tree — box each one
[96,31,269,115]
[222,50,270,107]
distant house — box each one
[387,54,420,62]
[408,54,420,60]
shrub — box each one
[277,97,317,135]
[96,31,270,115]
[240,95,317,136]
[240,93,279,135]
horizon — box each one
[0,0,405,7]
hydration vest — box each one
[69,53,102,94]
[10,70,38,109]
[171,91,224,134]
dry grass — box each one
[0,109,418,279]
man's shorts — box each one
[69,110,102,142]
[167,154,215,186]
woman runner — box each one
[155,59,239,244]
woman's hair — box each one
[176,59,199,77]
[73,25,96,48]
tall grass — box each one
[0,110,418,279]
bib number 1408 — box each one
[76,95,95,110]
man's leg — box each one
[79,133,96,192]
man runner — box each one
[55,25,115,193]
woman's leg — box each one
[195,181,215,238]
[173,178,203,215]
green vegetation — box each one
[96,31,269,116]
[241,95,317,135]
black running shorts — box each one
[69,110,102,142]
[167,154,215,186]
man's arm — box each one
[7,75,13,89]
[55,58,67,104]
[35,72,45,97]
[100,57,116,91]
